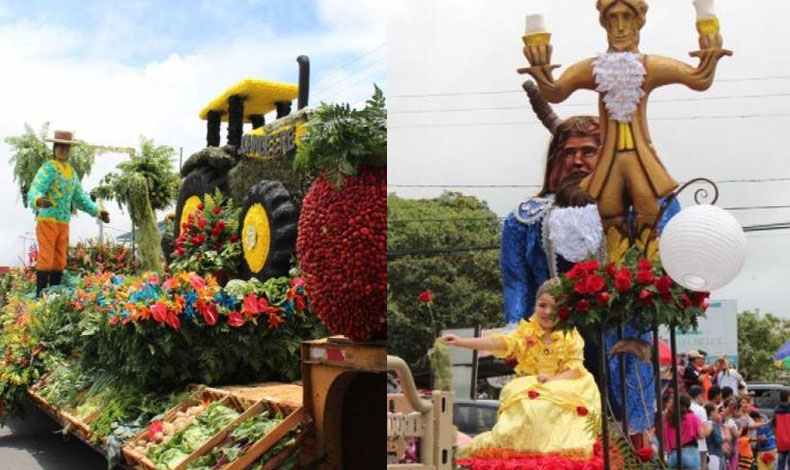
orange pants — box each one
[36,220,69,271]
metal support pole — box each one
[670,324,683,469]
[653,323,665,464]
[179,147,183,171]
[470,324,481,400]
[599,325,611,470]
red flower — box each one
[635,269,655,285]
[201,303,218,326]
[637,258,653,272]
[175,247,185,257]
[197,203,205,211]
[576,406,589,416]
[596,292,611,307]
[605,262,617,278]
[227,311,245,328]
[189,275,205,291]
[636,447,654,462]
[164,312,180,330]
[268,312,285,328]
[585,274,606,294]
[148,420,163,441]
[680,293,692,309]
[197,218,207,229]
[212,206,221,214]
[229,235,239,243]
[576,299,590,314]
[566,262,587,280]
[418,290,434,303]
[584,259,600,272]
[660,291,673,302]
[151,302,168,323]
[655,276,672,294]
[295,296,307,311]
[638,289,653,305]
[528,390,539,399]
[761,452,776,464]
[614,268,632,293]
[557,307,571,320]
[243,294,260,316]
[691,291,710,308]
[109,315,120,325]
[257,297,280,315]
[573,280,588,295]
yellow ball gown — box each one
[464,316,602,458]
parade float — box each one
[388,1,746,469]
[0,55,386,470]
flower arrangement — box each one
[550,248,710,333]
[68,239,139,275]
[169,190,242,278]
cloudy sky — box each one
[0,0,385,264]
[389,0,790,315]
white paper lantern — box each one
[658,204,745,291]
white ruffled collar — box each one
[592,52,646,122]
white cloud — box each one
[0,0,385,267]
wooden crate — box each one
[121,388,254,470]
[183,397,309,470]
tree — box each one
[5,123,131,207]
[387,192,503,367]
[91,137,180,273]
[737,310,790,381]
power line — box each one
[389,113,790,129]
[390,91,790,115]
[313,59,386,100]
[311,42,386,88]
[388,177,790,189]
[389,75,790,99]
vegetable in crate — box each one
[294,87,386,341]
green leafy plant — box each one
[293,85,386,188]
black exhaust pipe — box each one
[297,55,310,110]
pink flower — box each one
[189,275,205,291]
[151,302,168,323]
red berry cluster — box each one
[297,166,386,341]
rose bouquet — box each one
[550,247,710,333]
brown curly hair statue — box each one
[596,0,648,28]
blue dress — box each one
[500,195,680,432]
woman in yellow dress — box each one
[441,279,601,458]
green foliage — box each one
[429,339,453,392]
[128,173,163,273]
[92,136,180,211]
[737,310,790,381]
[387,192,503,367]
[68,239,139,275]
[293,85,386,188]
[4,122,125,207]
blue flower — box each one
[283,300,295,318]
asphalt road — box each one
[0,399,106,470]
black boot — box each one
[49,271,63,288]
[35,270,49,297]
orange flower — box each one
[267,313,285,328]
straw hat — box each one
[45,130,83,146]
[688,349,703,359]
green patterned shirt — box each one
[27,160,99,223]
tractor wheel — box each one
[174,166,228,240]
[239,180,299,280]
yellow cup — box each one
[523,32,551,47]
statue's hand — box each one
[524,43,553,67]
[698,33,723,50]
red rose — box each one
[197,218,207,229]
[574,280,588,295]
[605,262,617,278]
[635,269,655,285]
[557,307,571,320]
[680,293,692,309]
[213,206,221,214]
[566,262,587,280]
[227,311,245,328]
[576,406,589,416]
[528,390,539,399]
[418,290,434,303]
[596,292,611,307]
[215,242,223,251]
[576,299,590,314]
[660,291,673,302]
[229,235,239,243]
[638,289,653,305]
[691,291,710,308]
[175,247,185,257]
[614,268,632,293]
[585,274,606,294]
[636,447,654,462]
[197,203,205,211]
[637,258,653,272]
[584,259,600,272]
[655,276,672,294]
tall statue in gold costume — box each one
[519,0,731,260]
